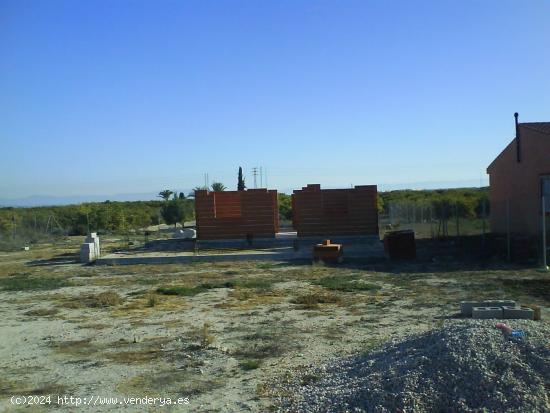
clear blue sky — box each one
[1,0,549,199]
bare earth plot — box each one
[0,239,549,412]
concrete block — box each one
[80,242,96,263]
[460,300,516,317]
[472,307,503,319]
[460,301,488,317]
[502,306,535,320]
[484,300,516,308]
[85,233,100,258]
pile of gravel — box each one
[274,320,550,412]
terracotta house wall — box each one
[487,124,550,236]
[292,184,379,237]
[195,189,279,240]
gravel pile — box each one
[274,320,550,412]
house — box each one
[486,113,550,236]
[291,184,378,237]
[194,189,279,240]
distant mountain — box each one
[0,193,162,207]
[0,180,488,207]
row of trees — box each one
[379,187,490,219]
[0,200,171,238]
[1,186,490,240]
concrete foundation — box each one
[472,307,504,319]
[502,306,535,320]
[460,300,516,317]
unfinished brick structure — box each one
[292,184,379,237]
[195,189,279,240]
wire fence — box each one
[1,196,549,265]
[379,196,549,265]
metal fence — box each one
[379,196,549,265]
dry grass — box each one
[87,291,124,307]
[291,291,342,309]
[187,323,215,349]
[24,307,59,317]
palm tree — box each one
[188,186,208,198]
[158,190,173,201]
[211,182,226,192]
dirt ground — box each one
[1,237,549,412]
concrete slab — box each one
[472,307,504,319]
[502,306,535,320]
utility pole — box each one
[252,167,258,189]
[260,167,263,188]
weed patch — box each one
[0,276,72,291]
[291,291,341,309]
[316,275,380,292]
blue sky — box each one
[1,0,549,199]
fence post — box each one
[506,199,511,261]
[541,196,548,271]
[481,198,486,251]
[455,202,460,238]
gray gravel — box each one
[274,320,550,413]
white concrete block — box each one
[85,233,100,258]
[80,242,96,263]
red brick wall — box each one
[487,125,550,236]
[195,189,279,240]
[292,184,379,237]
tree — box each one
[160,199,187,228]
[237,167,246,191]
[178,192,186,200]
[211,182,226,192]
[277,193,292,221]
[188,186,208,198]
[158,190,174,201]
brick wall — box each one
[292,184,379,237]
[195,189,279,240]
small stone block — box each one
[502,306,535,320]
[472,307,503,319]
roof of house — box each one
[520,122,550,136]
[487,122,550,173]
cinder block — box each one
[460,300,516,317]
[460,301,489,317]
[484,300,516,308]
[502,306,535,320]
[472,307,503,319]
